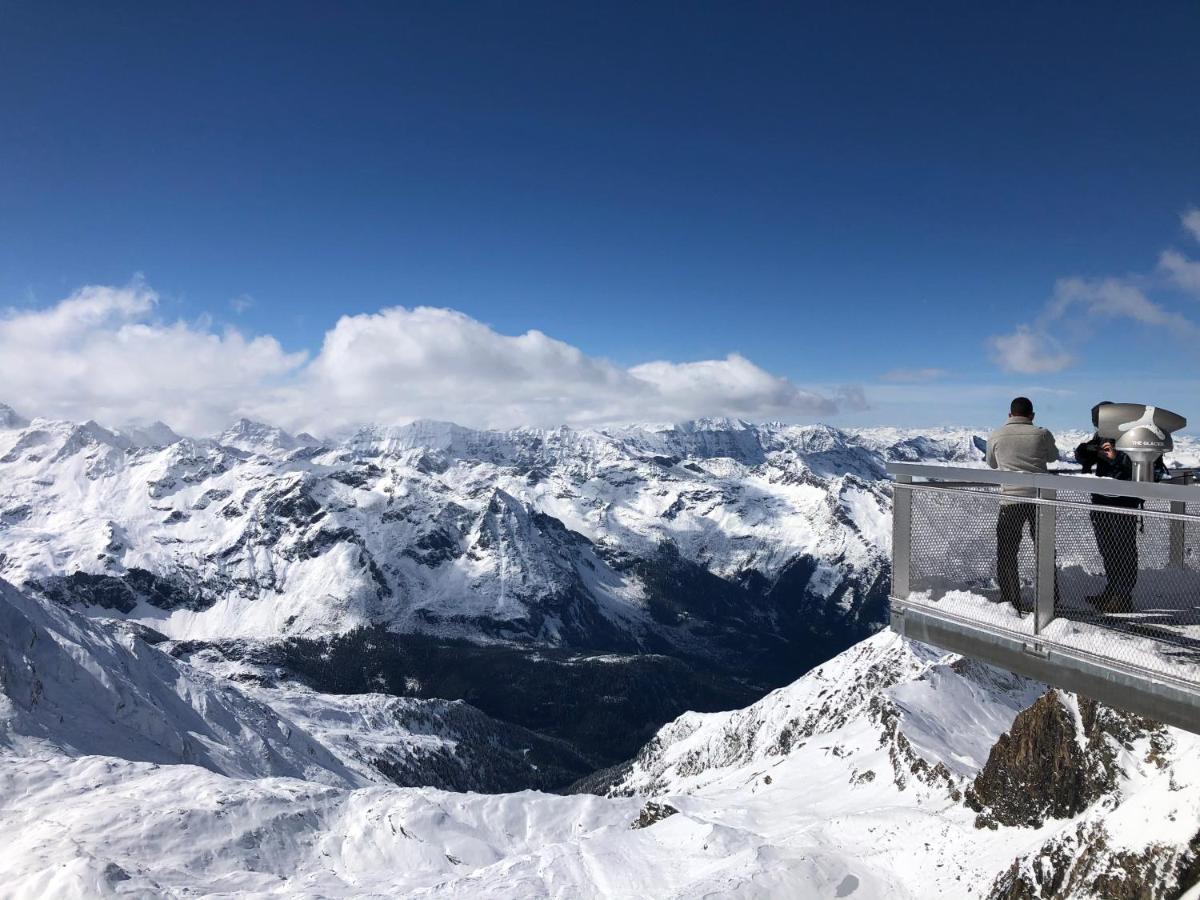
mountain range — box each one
[2,405,1199,897]
[1,408,998,766]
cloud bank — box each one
[880,367,948,384]
[987,327,1074,375]
[987,208,1200,374]
[1,282,849,435]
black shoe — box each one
[1106,595,1134,613]
[1086,592,1134,614]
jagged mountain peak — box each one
[603,631,963,795]
[673,416,756,432]
[115,420,182,448]
[345,419,495,459]
[0,402,28,429]
[218,417,303,451]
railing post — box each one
[892,475,911,600]
[1035,487,1056,634]
[1170,500,1186,569]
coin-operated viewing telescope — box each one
[1092,402,1188,482]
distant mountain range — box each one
[3,406,1197,769]
[2,405,1199,896]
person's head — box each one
[1100,438,1116,461]
[1010,396,1034,419]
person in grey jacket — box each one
[986,397,1059,611]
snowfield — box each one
[1,621,1198,898]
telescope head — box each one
[1092,403,1187,481]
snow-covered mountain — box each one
[0,576,354,785]
[0,410,963,767]
[3,407,1197,772]
[3,404,1200,897]
[2,602,1196,898]
[0,575,590,793]
[583,630,1200,899]
[0,413,914,651]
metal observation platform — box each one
[888,462,1200,732]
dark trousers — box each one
[1090,509,1138,600]
[997,502,1037,608]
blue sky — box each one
[2,2,1199,433]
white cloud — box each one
[1183,208,1200,244]
[833,384,871,411]
[987,327,1075,375]
[1159,250,1200,297]
[0,284,851,434]
[0,282,304,434]
[880,367,948,384]
[985,225,1200,376]
[1048,276,1198,333]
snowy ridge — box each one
[0,577,355,785]
[4,407,1195,653]
[0,411,955,654]
[0,577,594,793]
[1,623,1197,897]
[231,686,595,793]
[605,630,1044,796]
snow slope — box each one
[2,628,1196,898]
[0,577,594,793]
[0,577,355,785]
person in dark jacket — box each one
[1074,437,1139,612]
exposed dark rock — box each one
[0,504,32,525]
[631,801,679,829]
[192,488,231,510]
[987,822,1200,900]
[414,451,449,475]
[566,760,635,795]
[966,691,1160,829]
[328,464,383,488]
[358,700,593,792]
[35,567,214,613]
[405,527,461,566]
[871,694,960,799]
[38,572,139,613]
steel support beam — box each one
[1170,500,1187,569]
[891,476,911,602]
[1035,487,1056,634]
[893,602,1200,734]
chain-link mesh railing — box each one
[895,471,1200,685]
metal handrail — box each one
[887,461,1198,503]
[895,481,1200,524]
[888,461,1200,732]
[889,462,1195,636]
